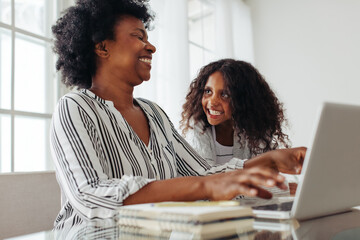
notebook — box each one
[118,201,253,238]
[252,102,360,220]
[118,224,255,240]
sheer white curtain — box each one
[134,0,189,129]
[215,0,254,63]
[136,0,254,128]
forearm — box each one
[243,151,274,169]
[243,148,305,174]
[123,167,289,205]
[123,176,207,205]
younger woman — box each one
[181,59,296,196]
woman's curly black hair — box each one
[52,0,154,89]
[180,59,291,155]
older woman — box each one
[51,0,305,228]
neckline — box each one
[81,89,152,148]
[212,125,233,148]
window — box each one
[188,0,216,80]
[187,0,255,79]
[0,0,63,172]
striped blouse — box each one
[50,90,246,228]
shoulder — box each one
[137,98,161,109]
[185,122,215,161]
[137,98,168,118]
[58,90,101,108]
[189,122,211,138]
[185,122,212,145]
[192,121,208,133]
[136,97,156,107]
[233,131,252,158]
[59,90,88,104]
[54,90,103,120]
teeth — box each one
[139,58,151,64]
[209,109,222,115]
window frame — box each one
[187,0,216,80]
[0,0,68,172]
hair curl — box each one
[180,59,291,155]
[52,0,154,89]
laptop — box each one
[252,102,360,220]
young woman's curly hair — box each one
[180,59,291,155]
[52,0,154,89]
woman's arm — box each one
[244,147,306,174]
[124,167,287,205]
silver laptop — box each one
[252,102,360,220]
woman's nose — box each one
[209,96,220,107]
[146,41,156,53]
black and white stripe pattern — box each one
[50,90,245,228]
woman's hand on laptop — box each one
[204,167,288,200]
[244,147,307,174]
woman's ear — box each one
[95,41,109,58]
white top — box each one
[211,126,233,165]
[185,122,251,166]
[50,90,246,229]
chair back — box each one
[0,171,61,239]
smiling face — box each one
[100,15,156,86]
[201,71,233,127]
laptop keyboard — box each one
[252,201,294,211]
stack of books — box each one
[118,201,254,239]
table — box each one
[6,209,360,240]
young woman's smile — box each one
[202,71,232,127]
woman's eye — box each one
[222,93,230,99]
[132,33,144,41]
[204,89,211,95]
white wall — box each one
[247,0,360,147]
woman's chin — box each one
[141,74,151,82]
